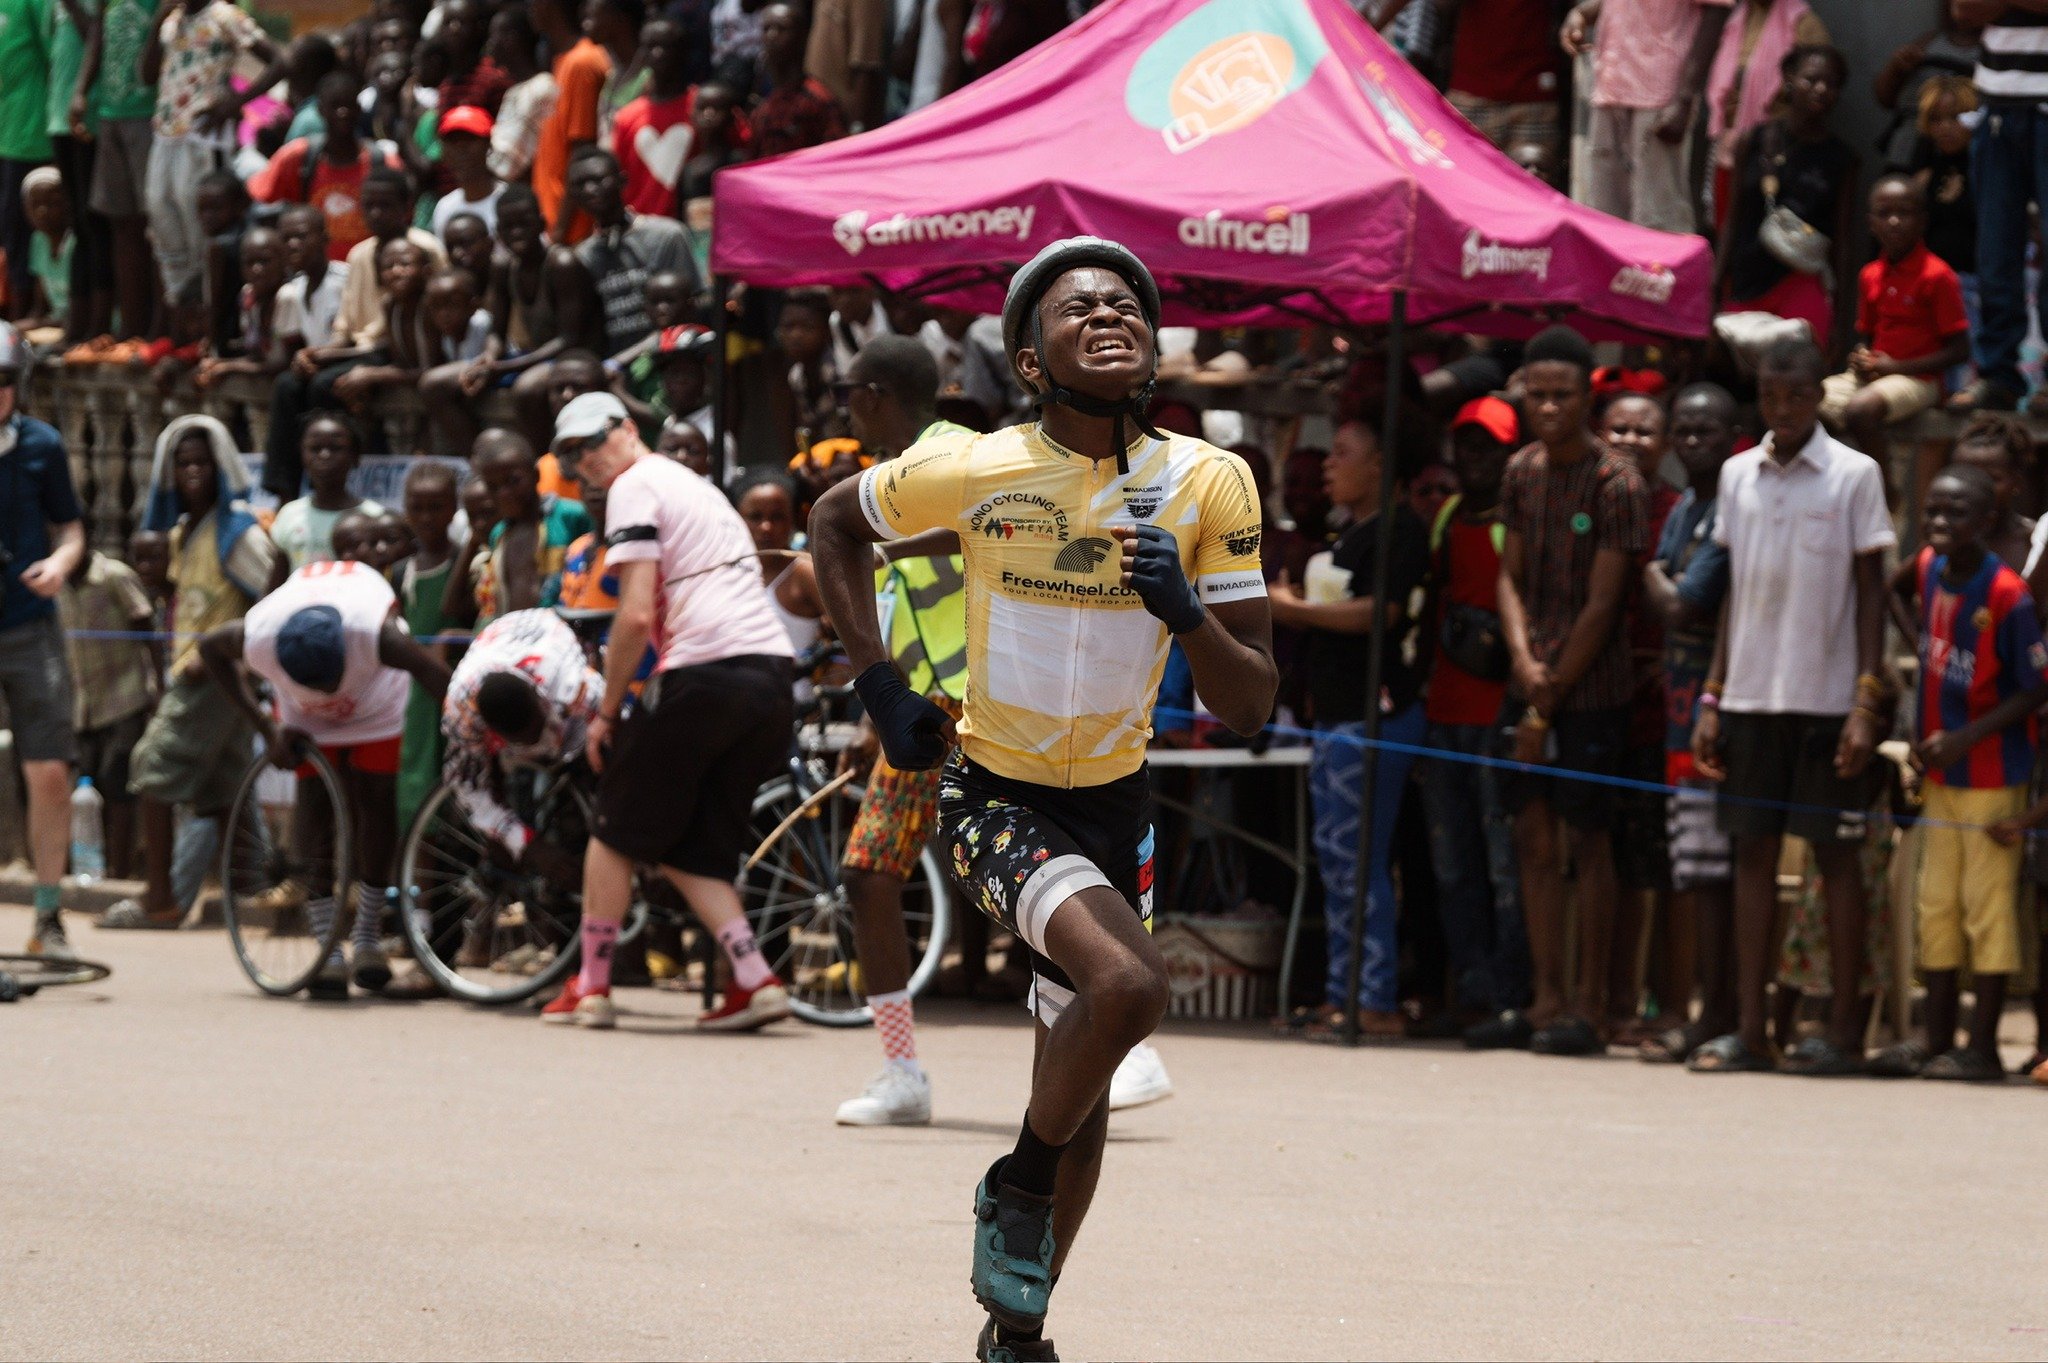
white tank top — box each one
[767,562,822,703]
[244,560,411,745]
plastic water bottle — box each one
[70,777,105,883]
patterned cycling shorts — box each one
[937,752,1153,1026]
[843,696,965,881]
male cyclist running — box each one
[199,556,451,999]
[811,238,1276,1362]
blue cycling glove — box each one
[1125,524,1206,635]
[853,662,953,771]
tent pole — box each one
[713,273,733,486]
[1343,289,1407,1049]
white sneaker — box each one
[835,1065,932,1126]
[1109,1041,1173,1111]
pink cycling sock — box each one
[716,919,773,991]
[579,919,619,994]
[869,988,919,1071]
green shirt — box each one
[91,0,157,124]
[0,0,54,161]
[30,229,70,315]
[45,0,90,136]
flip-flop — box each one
[1867,1039,1934,1078]
[1530,1015,1603,1056]
[1640,1025,1697,1064]
[1686,1033,1774,1073]
[1921,1048,2006,1083]
[1463,1009,1535,1050]
[1780,1036,1864,1077]
[97,900,182,930]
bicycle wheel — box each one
[740,776,951,1027]
[220,745,351,997]
[0,953,112,994]
[397,778,586,1005]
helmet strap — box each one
[1028,310,1163,476]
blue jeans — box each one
[1416,721,1530,1012]
[1972,105,2048,395]
[1312,705,1425,1012]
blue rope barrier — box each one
[1151,706,2031,837]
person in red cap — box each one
[431,105,507,241]
[249,71,401,261]
[1419,396,1532,1033]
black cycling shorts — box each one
[938,753,1154,1025]
[593,655,794,877]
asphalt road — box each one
[7,903,2047,1362]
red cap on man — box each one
[1451,395,1519,447]
[439,105,495,139]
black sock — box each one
[1002,1111,1066,1199]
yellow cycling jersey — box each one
[858,421,1267,789]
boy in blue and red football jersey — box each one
[1874,466,2048,1081]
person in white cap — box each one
[539,391,799,1031]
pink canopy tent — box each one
[715,0,1718,1044]
[711,0,1714,341]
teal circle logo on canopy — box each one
[1125,0,1329,155]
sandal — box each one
[98,899,182,930]
[1462,1008,1535,1050]
[1780,1036,1865,1078]
[1867,1039,1935,1079]
[1686,1033,1774,1074]
[1921,1048,2006,1083]
[1640,1025,1703,1065]
[1530,1015,1602,1056]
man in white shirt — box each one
[199,557,451,999]
[537,393,798,1032]
[1690,338,1894,1077]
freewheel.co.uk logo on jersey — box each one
[832,205,1036,257]
[1177,207,1310,256]
[1125,0,1327,155]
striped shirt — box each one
[1976,14,2048,102]
[1915,547,2048,789]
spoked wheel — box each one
[221,745,351,996]
[740,775,950,1027]
[397,779,588,1005]
[0,953,112,996]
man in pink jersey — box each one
[539,392,799,1031]
[199,557,450,1000]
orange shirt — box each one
[532,39,611,247]
[536,453,583,504]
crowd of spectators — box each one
[10,0,2048,1083]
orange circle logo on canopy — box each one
[1126,0,1328,155]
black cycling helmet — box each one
[1002,235,1165,472]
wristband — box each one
[1701,679,1724,699]
[1698,692,1720,711]
[1522,706,1550,730]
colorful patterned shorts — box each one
[937,752,1153,1026]
[843,695,964,881]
